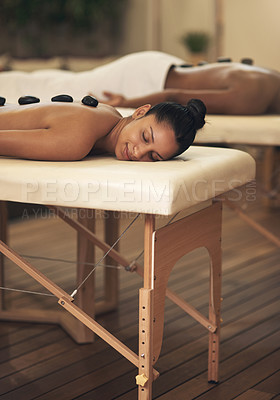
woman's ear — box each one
[132,104,152,119]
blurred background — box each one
[0,0,279,72]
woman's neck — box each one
[95,116,132,155]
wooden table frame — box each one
[0,199,222,400]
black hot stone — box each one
[51,94,73,102]
[217,57,232,63]
[81,95,98,107]
[179,63,194,68]
[0,96,6,106]
[241,58,254,65]
[18,96,40,105]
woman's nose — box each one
[133,144,146,160]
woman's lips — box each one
[124,143,131,160]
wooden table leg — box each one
[262,146,279,208]
[0,201,8,310]
[74,209,96,343]
[137,214,155,400]
[208,217,222,383]
[104,211,119,310]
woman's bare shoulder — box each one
[73,103,122,131]
[86,102,122,119]
[0,101,121,116]
[0,101,123,139]
[0,101,122,127]
[82,103,123,138]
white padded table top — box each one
[118,109,280,146]
[196,115,280,146]
[0,146,255,215]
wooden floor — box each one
[0,182,280,399]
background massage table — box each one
[195,114,280,208]
[0,146,255,399]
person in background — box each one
[1,51,279,115]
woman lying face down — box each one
[0,98,206,162]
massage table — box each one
[0,147,255,399]
[196,114,280,202]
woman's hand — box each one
[88,91,126,107]
[101,91,126,107]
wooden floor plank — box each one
[233,389,276,400]
[155,350,280,400]
[195,350,280,400]
[0,334,69,379]
[253,370,280,395]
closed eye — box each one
[142,132,149,143]
[150,152,158,162]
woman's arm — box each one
[98,91,169,108]
[101,88,238,114]
[0,127,92,160]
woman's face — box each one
[115,109,179,162]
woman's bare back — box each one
[0,102,121,160]
[166,63,280,114]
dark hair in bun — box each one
[187,99,207,130]
[145,99,206,158]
